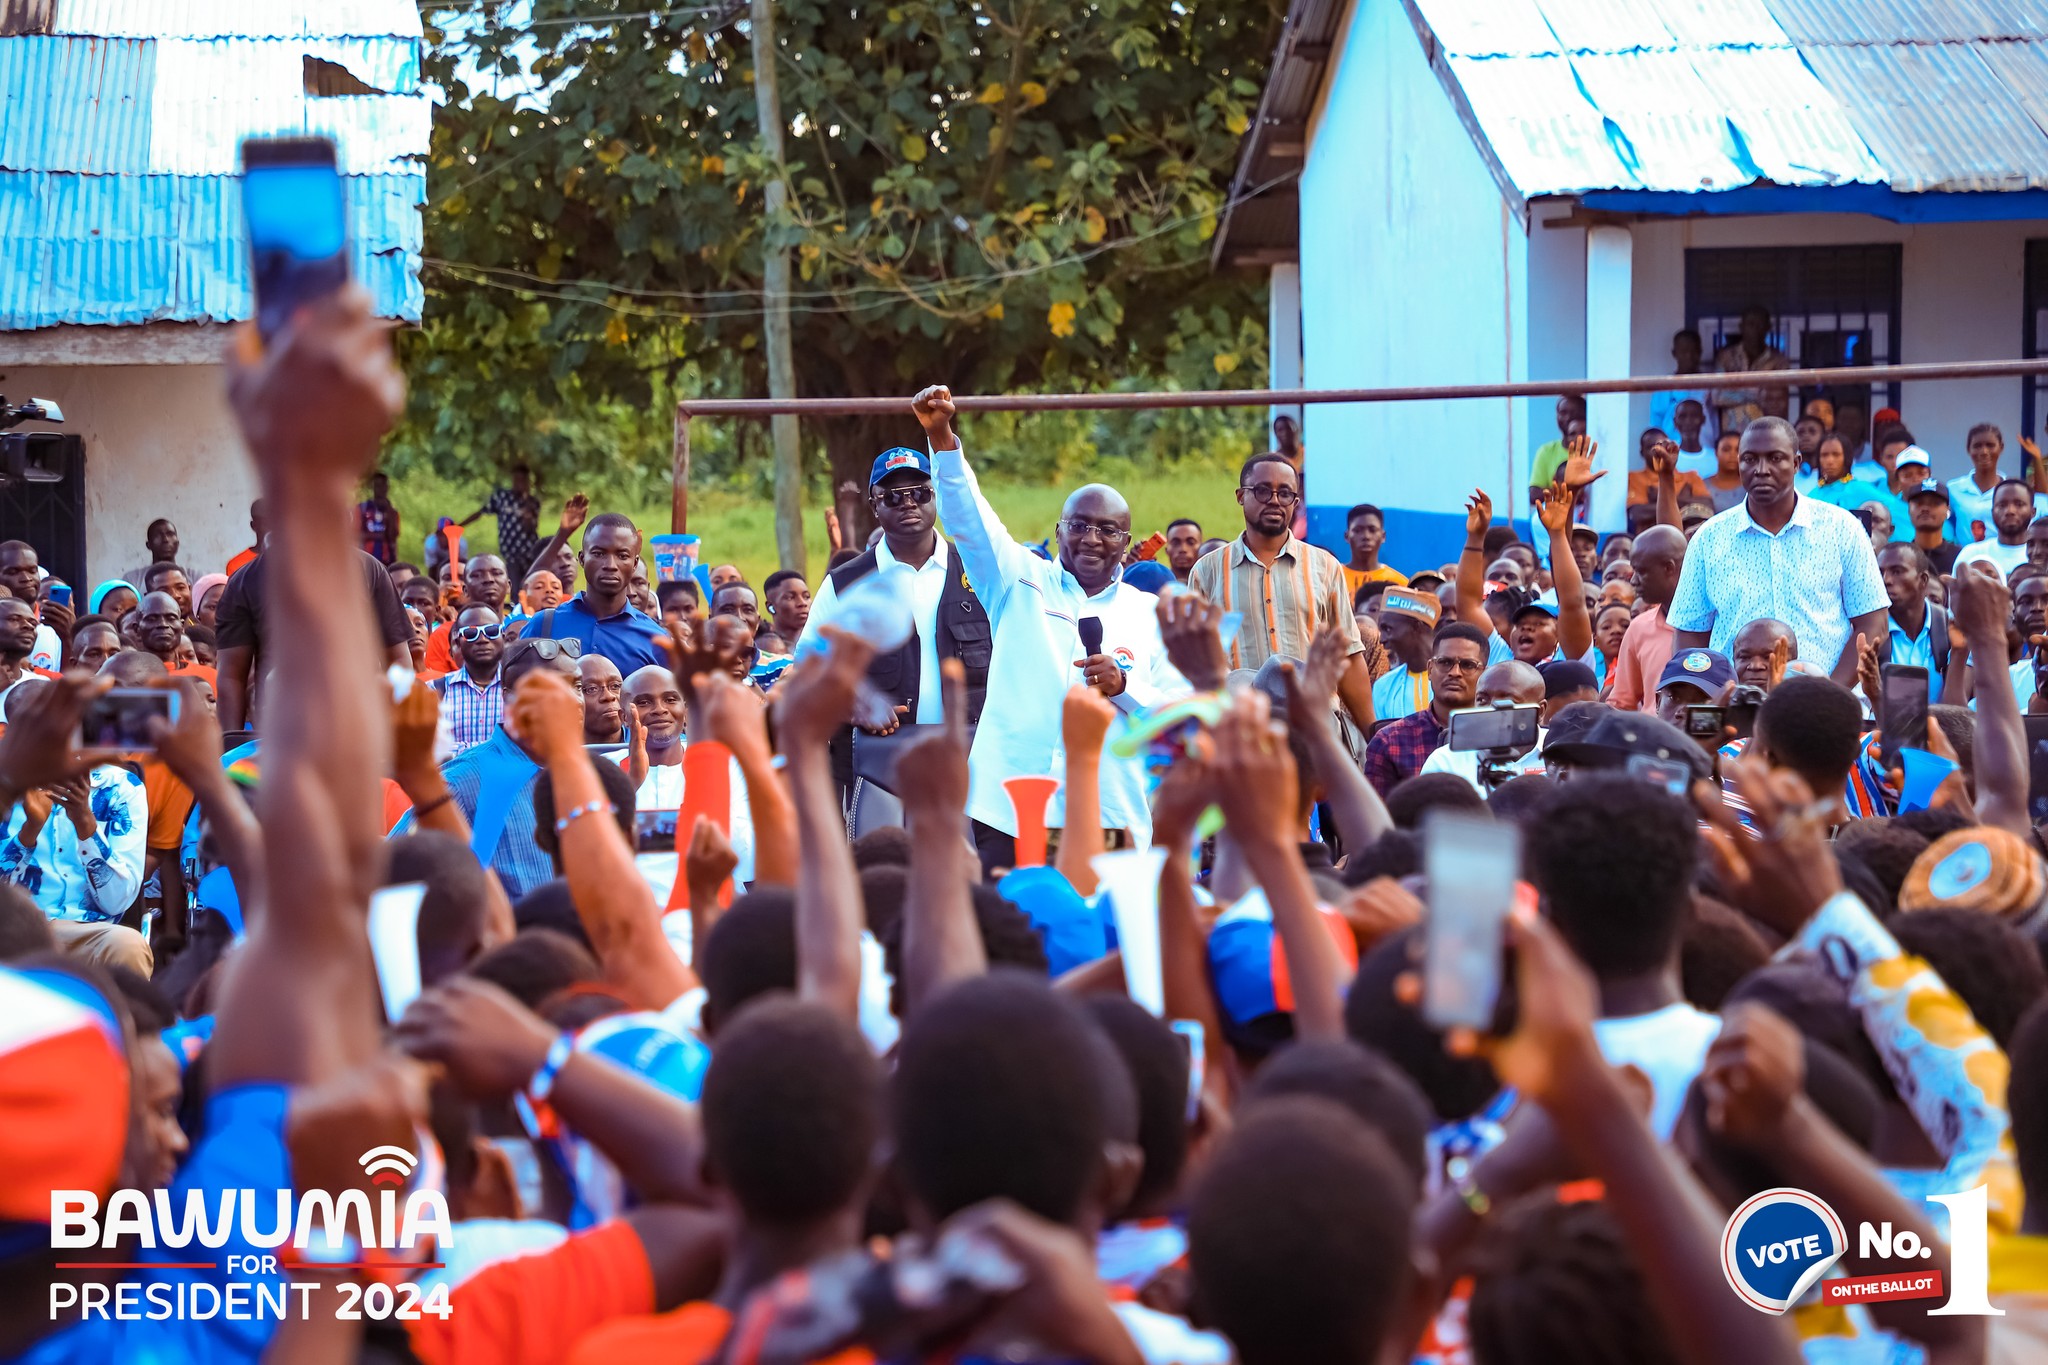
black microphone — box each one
[1078,616,1103,657]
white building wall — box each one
[1297,0,1529,573]
[0,362,258,584]
[1629,214,2046,480]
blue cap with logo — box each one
[1656,647,1735,696]
[869,447,933,487]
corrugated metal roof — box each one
[1407,0,2048,206]
[0,171,422,328]
[48,0,421,41]
[0,0,424,327]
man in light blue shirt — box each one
[1878,542,1951,704]
[1370,585,1439,723]
[1669,417,1889,686]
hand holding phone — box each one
[78,688,177,752]
[1423,811,1519,1031]
[241,137,349,344]
[1878,664,1930,767]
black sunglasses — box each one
[874,485,934,509]
[507,638,581,662]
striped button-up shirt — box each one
[1188,533,1365,672]
[430,667,505,753]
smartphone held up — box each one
[1422,810,1519,1033]
[79,688,176,753]
[241,136,349,344]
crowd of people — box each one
[13,290,2048,1365]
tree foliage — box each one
[399,0,1281,526]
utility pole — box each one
[749,0,805,576]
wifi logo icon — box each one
[359,1145,418,1188]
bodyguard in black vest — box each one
[800,446,991,825]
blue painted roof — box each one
[1402,0,2048,209]
[0,0,425,329]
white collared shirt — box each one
[1667,493,1888,675]
[931,442,1190,845]
[802,534,954,724]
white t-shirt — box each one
[1952,536,2030,581]
[1418,729,1548,795]
[1592,1002,1722,1140]
[633,750,755,886]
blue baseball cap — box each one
[869,447,932,486]
[1656,647,1735,697]
[1121,561,1177,595]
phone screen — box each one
[1423,811,1519,1031]
[1879,665,1930,766]
[1446,704,1540,754]
[242,138,348,342]
[1683,704,1724,741]
[78,687,176,751]
[45,583,71,609]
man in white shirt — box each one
[912,385,1189,869]
[1417,659,1546,794]
[1669,417,1888,687]
[1525,766,1719,1140]
[1952,479,2038,582]
[799,445,991,831]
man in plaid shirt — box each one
[1363,622,1488,796]
[430,605,506,752]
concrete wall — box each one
[1629,213,2047,481]
[0,361,258,585]
[1298,0,1530,574]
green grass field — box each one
[388,453,1246,587]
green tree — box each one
[404,0,1279,536]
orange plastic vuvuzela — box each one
[1003,776,1060,869]
[442,523,464,582]
[665,741,734,911]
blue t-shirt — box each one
[22,1085,293,1365]
[522,593,669,675]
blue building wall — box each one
[1297,0,1532,577]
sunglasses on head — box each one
[875,484,934,509]
[455,623,505,643]
[508,638,581,662]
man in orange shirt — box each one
[1605,524,1685,711]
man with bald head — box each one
[915,384,1190,870]
[623,662,756,880]
[1731,617,1796,692]
[578,653,626,744]
[1416,658,1548,794]
[1607,523,1686,712]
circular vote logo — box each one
[1722,1188,1847,1314]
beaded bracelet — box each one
[554,799,614,834]
[528,1033,574,1104]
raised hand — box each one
[1952,559,2012,647]
[1693,756,1842,938]
[1535,478,1573,536]
[1699,1002,1803,1148]
[557,492,590,537]
[1338,876,1422,960]
[1155,592,1228,691]
[1855,632,1882,711]
[773,624,879,750]
[1205,689,1297,852]
[1464,488,1494,543]
[896,660,971,821]
[684,814,738,904]
[146,677,223,792]
[1062,684,1116,758]
[1644,435,1677,479]
[395,977,558,1099]
[504,669,587,767]
[1278,628,1346,734]
[911,384,958,450]
[1148,750,1214,849]
[696,670,772,764]
[1450,910,1604,1110]
[659,612,751,695]
[224,286,404,490]
[0,670,114,799]
[389,675,443,795]
[1561,438,1605,491]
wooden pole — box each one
[671,404,691,533]
[750,0,806,576]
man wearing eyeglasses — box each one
[913,385,1189,868]
[1188,453,1374,732]
[1362,622,1490,796]
[430,604,506,752]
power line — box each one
[420,170,1298,316]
